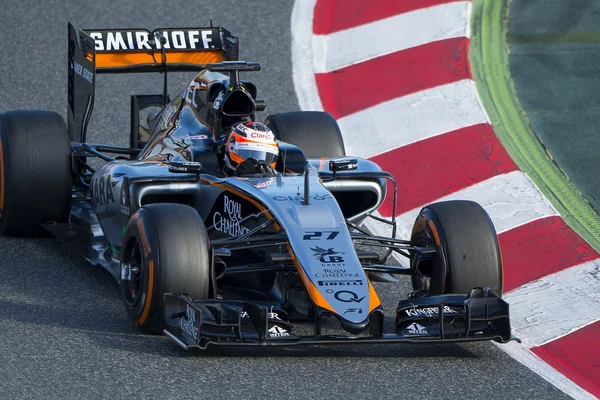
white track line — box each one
[291,0,324,112]
[365,171,557,266]
[312,1,471,73]
[497,342,597,400]
[290,3,594,396]
[339,80,489,158]
[505,259,600,348]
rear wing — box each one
[67,22,238,143]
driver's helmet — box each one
[223,122,279,173]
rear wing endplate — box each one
[67,22,239,143]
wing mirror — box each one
[329,158,358,173]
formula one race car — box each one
[0,24,516,349]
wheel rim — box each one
[121,237,144,307]
[411,234,436,293]
[417,275,431,291]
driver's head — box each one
[223,122,279,176]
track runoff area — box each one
[291,1,600,398]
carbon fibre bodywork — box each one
[163,287,512,349]
[42,26,516,348]
[57,155,390,326]
[50,141,516,347]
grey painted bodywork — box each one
[86,71,387,325]
[90,158,385,324]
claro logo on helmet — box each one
[235,123,275,142]
[250,131,274,141]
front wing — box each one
[163,288,518,350]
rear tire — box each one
[410,201,503,297]
[0,110,73,236]
[265,111,345,158]
[120,203,212,334]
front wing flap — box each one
[395,287,513,342]
[163,288,517,350]
[163,294,298,349]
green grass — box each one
[470,0,600,252]
[508,31,600,44]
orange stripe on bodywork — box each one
[202,178,281,231]
[0,138,4,217]
[136,259,154,326]
[367,280,381,312]
[95,50,224,69]
[318,157,327,171]
[288,244,336,313]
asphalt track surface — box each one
[0,1,572,399]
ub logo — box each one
[310,246,345,264]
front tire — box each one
[0,110,73,236]
[410,201,503,297]
[120,203,212,334]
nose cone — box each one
[339,315,371,335]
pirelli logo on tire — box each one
[136,218,152,257]
[412,216,427,235]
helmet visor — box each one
[235,149,278,165]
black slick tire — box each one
[265,111,345,158]
[120,203,211,334]
[410,200,503,297]
[0,110,73,236]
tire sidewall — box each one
[0,124,11,232]
[0,111,73,236]
[120,204,212,333]
[410,202,503,296]
[121,209,162,330]
[265,111,345,158]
